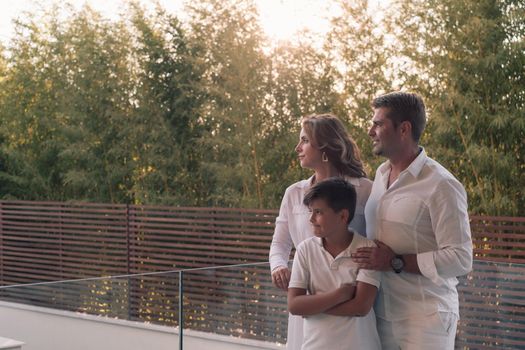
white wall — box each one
[0,301,283,350]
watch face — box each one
[391,256,404,272]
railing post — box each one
[126,203,131,321]
[0,201,3,285]
[58,204,63,281]
[179,270,184,350]
[126,203,131,275]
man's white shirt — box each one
[365,148,473,321]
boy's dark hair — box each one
[372,91,426,142]
[303,177,357,224]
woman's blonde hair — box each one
[301,113,367,178]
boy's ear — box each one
[340,208,350,223]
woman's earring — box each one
[322,152,329,162]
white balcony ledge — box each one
[0,337,24,350]
[0,301,283,350]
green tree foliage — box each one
[129,4,206,205]
[54,7,136,202]
[324,0,393,174]
[263,39,343,207]
[0,5,136,202]
[392,0,525,215]
[0,11,59,199]
[186,0,270,208]
[0,44,19,198]
[0,0,521,215]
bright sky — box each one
[0,0,338,45]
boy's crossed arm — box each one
[324,281,377,317]
[288,283,355,316]
[288,281,377,317]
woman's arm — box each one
[269,188,295,290]
[269,213,294,270]
[271,266,291,290]
[269,212,294,290]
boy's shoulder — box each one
[296,236,322,252]
[297,233,376,254]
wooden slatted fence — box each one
[456,216,525,349]
[0,201,524,348]
[0,200,287,343]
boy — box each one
[288,178,381,350]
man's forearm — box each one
[400,253,421,274]
[352,241,422,274]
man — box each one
[352,92,473,349]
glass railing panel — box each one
[4,259,523,349]
[456,260,525,349]
[180,262,288,349]
[0,271,181,349]
[0,276,131,317]
[126,272,181,328]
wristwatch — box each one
[391,255,405,274]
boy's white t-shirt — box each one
[289,232,381,350]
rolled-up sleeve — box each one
[418,179,473,286]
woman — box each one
[269,113,372,350]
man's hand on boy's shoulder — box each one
[352,240,395,271]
